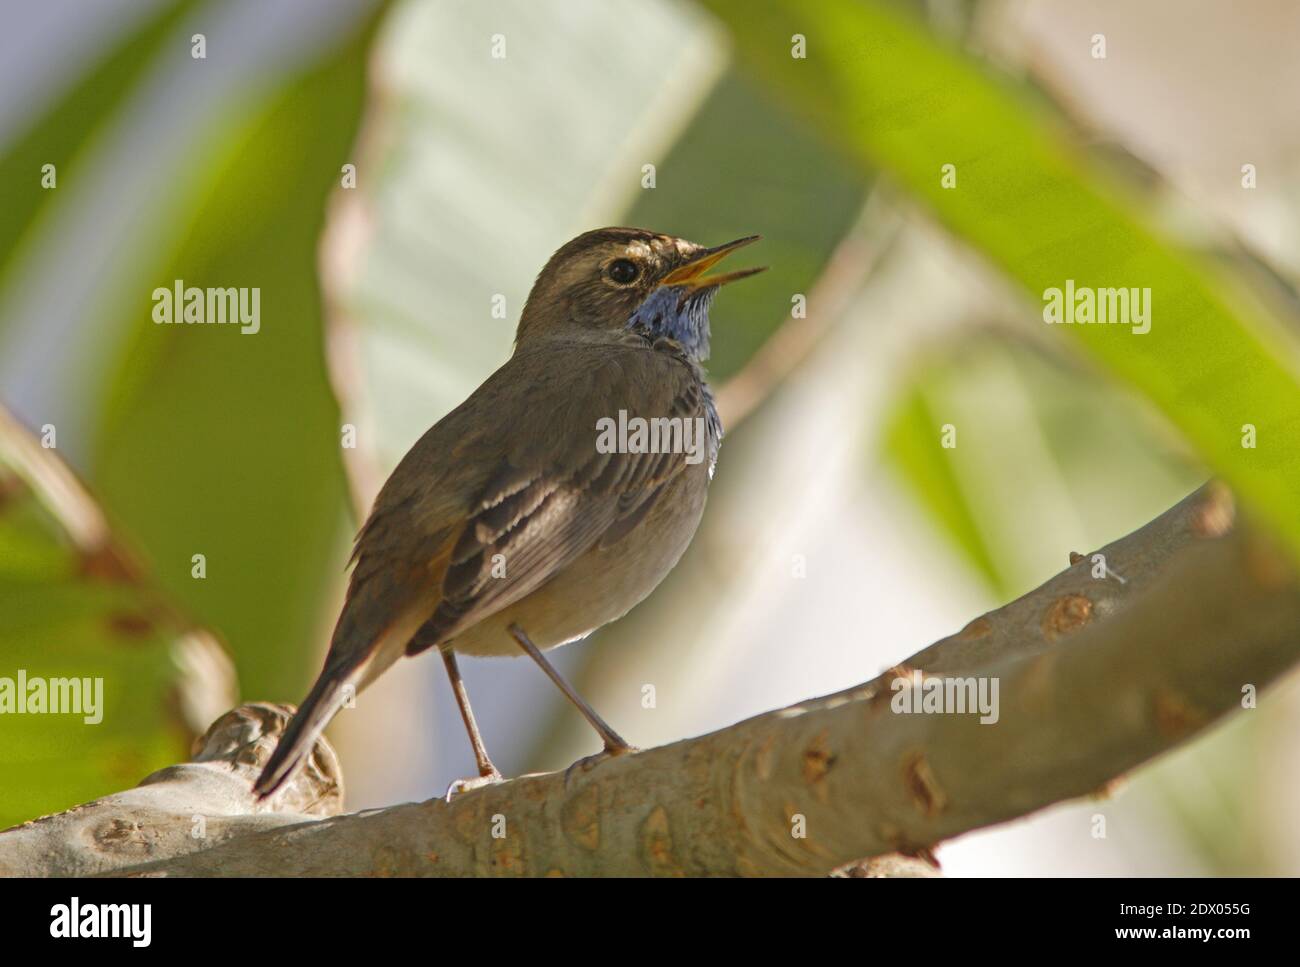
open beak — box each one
[662,235,766,291]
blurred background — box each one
[2,0,1299,875]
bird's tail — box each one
[254,662,359,800]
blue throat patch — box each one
[625,285,717,362]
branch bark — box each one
[3,483,1296,877]
[0,704,341,877]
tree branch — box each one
[3,483,1295,876]
[0,704,341,877]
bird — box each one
[254,227,764,799]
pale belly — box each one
[446,461,710,657]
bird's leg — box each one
[508,623,633,758]
[441,647,503,799]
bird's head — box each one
[517,227,764,361]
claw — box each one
[444,770,504,803]
[562,744,637,788]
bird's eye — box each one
[607,259,639,285]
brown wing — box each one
[404,343,711,654]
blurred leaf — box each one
[0,576,185,829]
[882,382,1007,594]
[0,0,196,300]
[0,409,227,829]
[882,332,1204,595]
[705,0,1300,561]
[1139,712,1268,875]
[91,12,385,699]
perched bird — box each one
[255,227,764,798]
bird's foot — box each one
[444,769,505,803]
[562,742,638,787]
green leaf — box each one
[90,15,384,700]
[703,0,1300,560]
[882,333,1205,596]
[0,578,186,829]
[0,415,222,829]
[0,0,198,302]
[882,381,1007,595]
